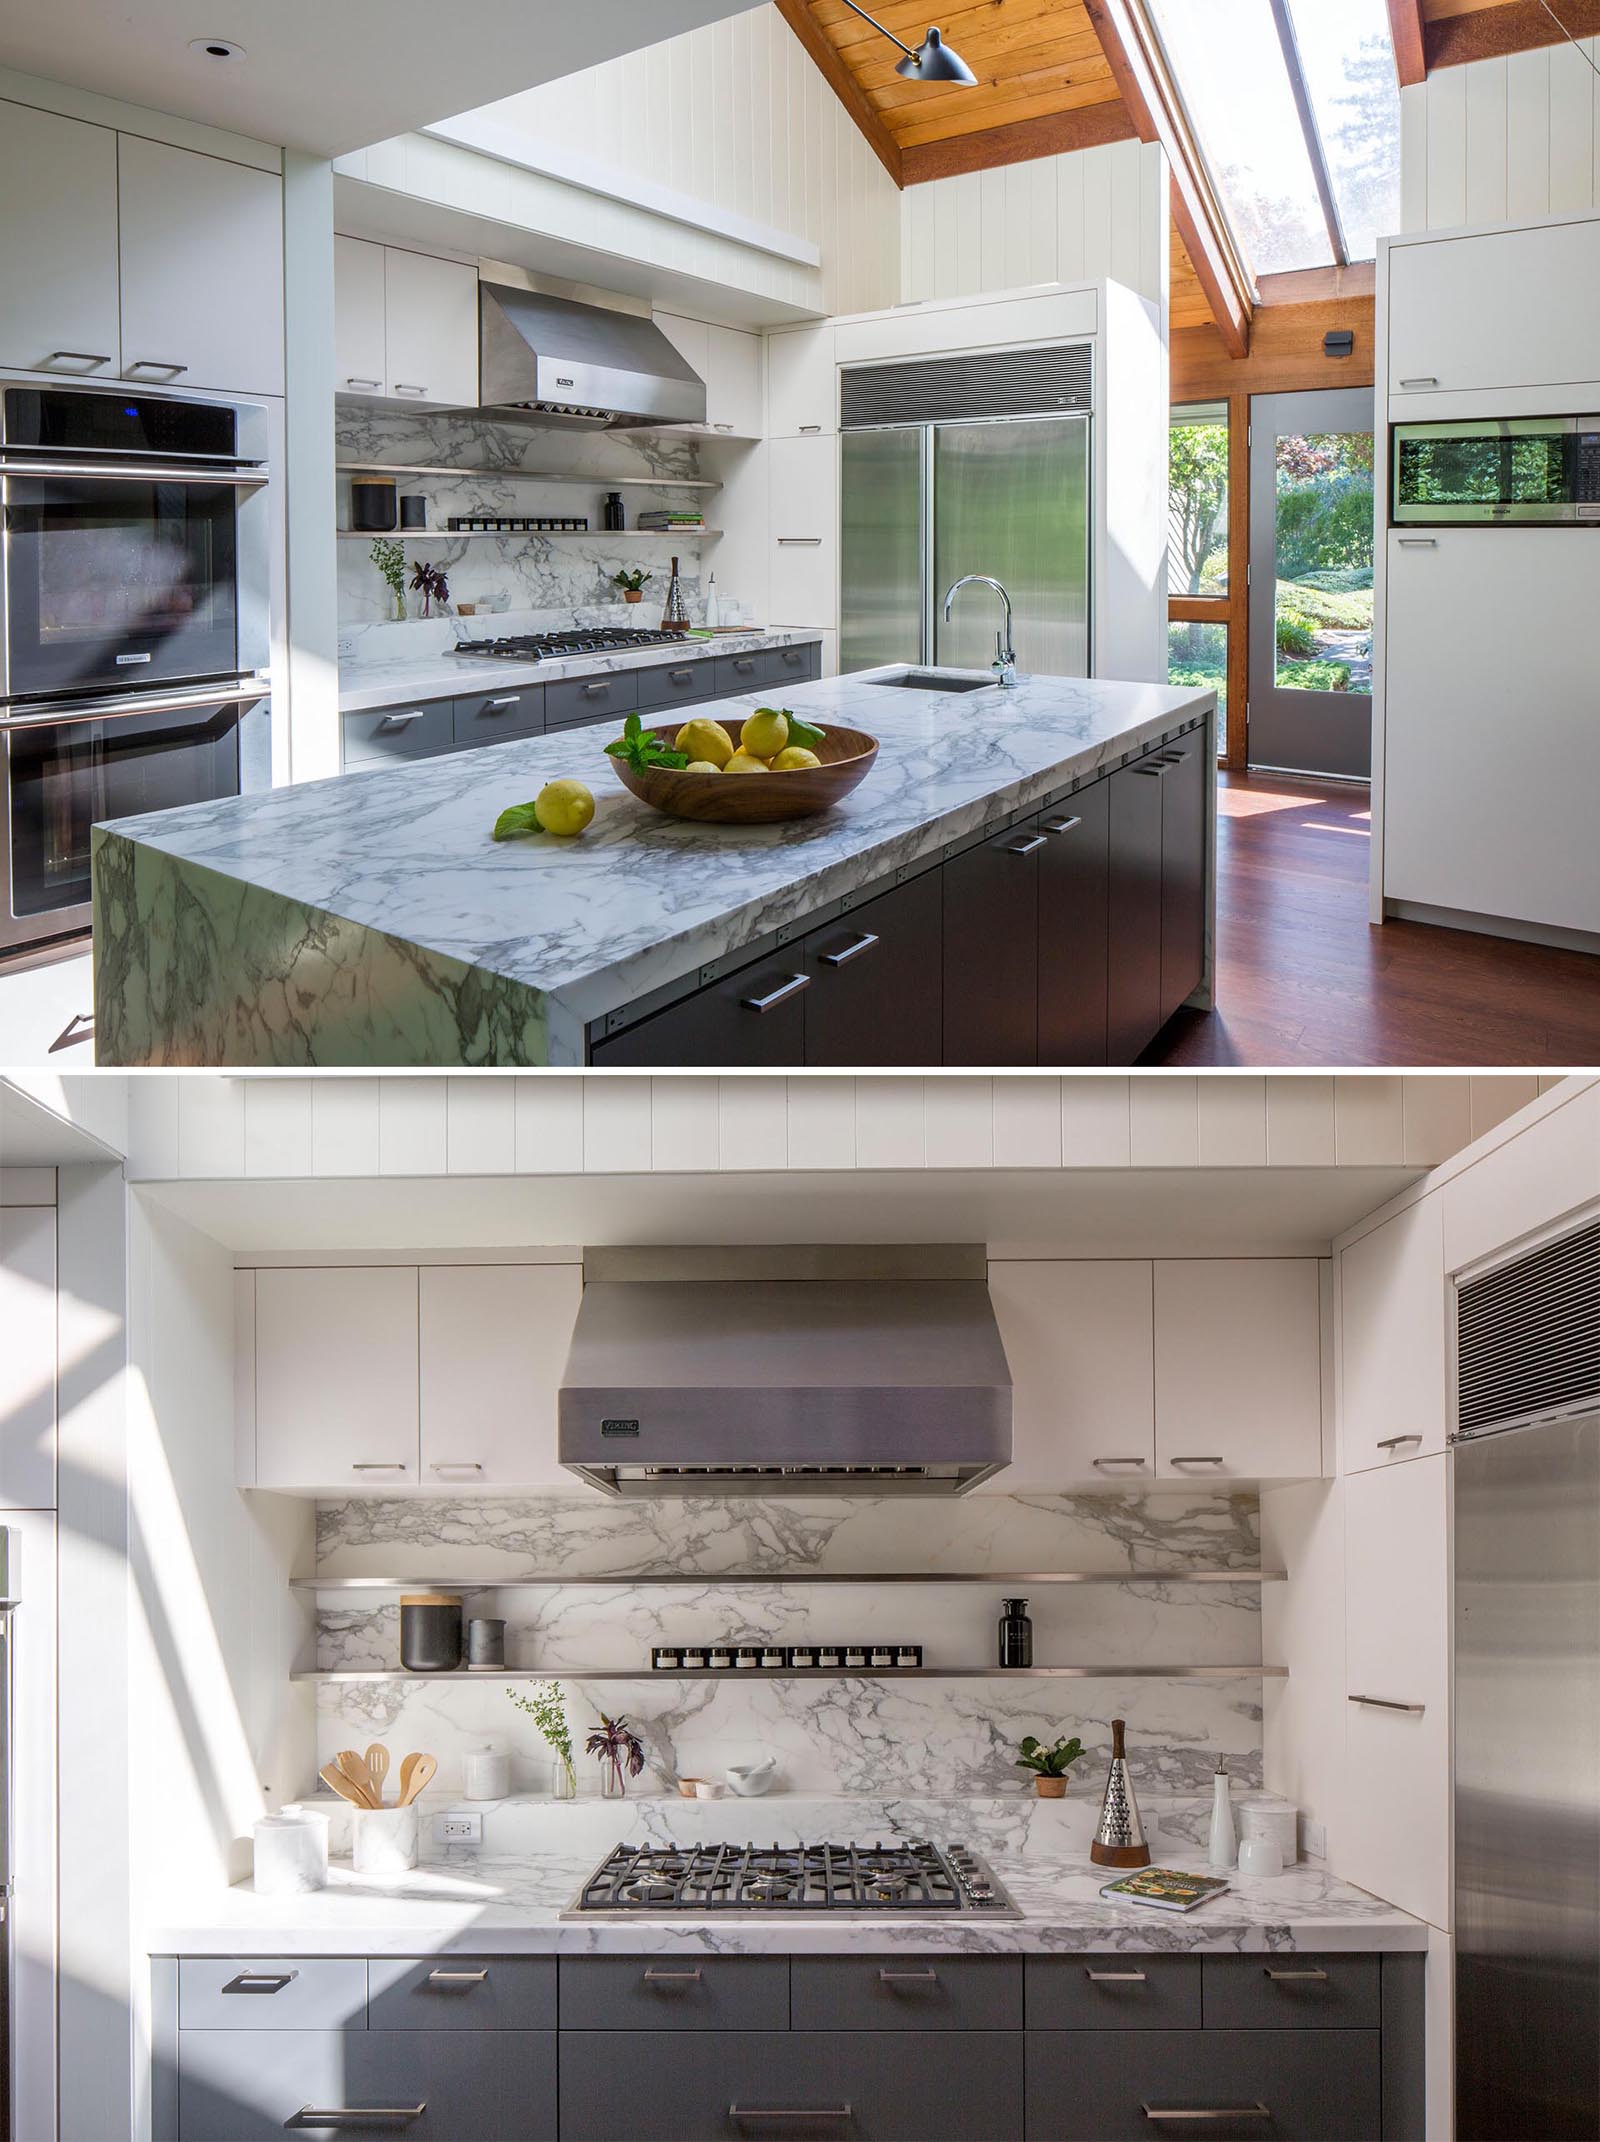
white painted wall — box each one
[900,140,1168,310]
[1400,40,1600,229]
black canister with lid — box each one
[400,1592,463,1672]
[998,1597,1033,1669]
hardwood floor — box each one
[1149,771,1600,1068]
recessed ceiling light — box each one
[189,36,246,60]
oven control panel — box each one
[1576,421,1600,518]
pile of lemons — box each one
[676,708,821,775]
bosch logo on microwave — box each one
[601,1418,641,1438]
[556,376,575,387]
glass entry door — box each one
[1248,387,1373,778]
[932,418,1090,678]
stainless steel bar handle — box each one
[1169,1456,1224,1466]
[1007,833,1048,856]
[1397,537,1438,548]
[1041,815,1082,835]
[740,974,809,1013]
[670,669,694,682]
[820,933,879,968]
[1143,2108,1270,2123]
[734,657,755,671]
[0,458,268,487]
[1376,1434,1423,1449]
[1086,1969,1147,1982]
[345,377,381,390]
[125,359,189,376]
[44,349,112,366]
[877,1968,938,1983]
[392,384,429,396]
[777,536,822,545]
[798,423,822,434]
[427,1967,490,1983]
[292,2107,426,2128]
[1348,1694,1426,1714]
[581,682,610,697]
[1398,376,1439,387]
[1134,762,1169,778]
[0,679,271,731]
[1093,1457,1148,1469]
[1264,1968,1328,1981]
[643,1966,703,1982]
[429,1462,482,1473]
[730,2110,851,2126]
[224,1970,298,1993]
[379,712,427,727]
[350,1462,409,1473]
[487,697,521,710]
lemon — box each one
[675,717,735,767]
[771,746,821,771]
[533,778,595,837]
[682,759,723,774]
[740,708,789,759]
[723,750,771,774]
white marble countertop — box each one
[96,667,1214,1062]
[148,1848,1424,1958]
[338,628,825,714]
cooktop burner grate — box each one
[564,1839,1017,1917]
[451,628,685,661]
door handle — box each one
[877,1967,939,1984]
[798,423,823,434]
[124,359,189,376]
[44,349,112,367]
[1397,537,1437,548]
[820,932,879,967]
[730,2111,852,2127]
[1169,1456,1224,1466]
[344,377,381,390]
[1376,1433,1422,1450]
[1041,814,1082,835]
[1086,1969,1147,1982]
[426,1966,490,1983]
[734,657,755,672]
[740,973,810,1013]
[1134,761,1169,777]
[428,1462,482,1474]
[223,1971,298,1994]
[1398,376,1438,388]
[777,536,822,546]
[290,2108,426,2129]
[486,697,521,711]
[1093,1456,1148,1469]
[581,682,610,697]
[378,711,427,727]
[670,669,694,682]
[643,1966,703,1983]
[1264,1968,1328,1982]
[1007,833,1047,855]
[1348,1694,1426,1714]
[1143,2108,1270,2124]
[392,383,429,397]
[350,1462,409,1473]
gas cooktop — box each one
[563,1839,1018,1918]
[451,628,686,661]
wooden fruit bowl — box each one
[611,724,878,824]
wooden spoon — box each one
[364,1744,390,1802]
[319,1762,377,1809]
[335,1749,382,1808]
[397,1753,437,1806]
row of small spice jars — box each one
[651,1642,923,1672]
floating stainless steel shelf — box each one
[336,462,721,490]
[293,1569,1283,1591]
[294,1664,1286,1684]
[334,528,723,541]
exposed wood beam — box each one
[902,98,1138,183]
[1170,294,1376,401]
[1257,262,1375,305]
[1386,0,1427,86]
[1427,0,1600,66]
[771,0,904,184]
[1084,0,1253,356]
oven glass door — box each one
[1393,419,1574,523]
[6,700,241,923]
[3,470,240,701]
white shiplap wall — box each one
[899,141,1168,308]
[1400,41,1600,229]
[449,4,901,317]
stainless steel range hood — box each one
[559,1247,1012,1496]
[479,283,706,428]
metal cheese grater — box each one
[1090,1718,1151,1868]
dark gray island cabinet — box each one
[154,1949,1421,2140]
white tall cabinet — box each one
[0,1201,57,1508]
[0,103,120,375]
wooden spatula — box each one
[319,1762,376,1808]
[364,1744,390,1802]
[335,1749,382,1808]
[397,1752,436,1805]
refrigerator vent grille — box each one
[1456,1219,1600,1437]
[840,345,1093,429]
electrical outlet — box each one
[435,1809,482,1847]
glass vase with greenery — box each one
[507,1681,576,1798]
[370,537,407,622]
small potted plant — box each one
[612,566,653,605]
[1014,1733,1085,1799]
[587,1712,646,1797]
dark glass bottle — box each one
[603,492,625,531]
[998,1596,1032,1668]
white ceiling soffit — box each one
[132,1165,1420,1259]
[0,0,762,159]
[0,1081,122,1166]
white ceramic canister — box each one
[352,1803,419,1875]
[465,1746,511,1802]
[1237,1799,1299,1865]
[1237,1835,1285,1879]
[253,1807,330,1895]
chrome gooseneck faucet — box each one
[942,575,1017,687]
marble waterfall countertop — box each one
[92,667,1214,1065]
[338,628,826,713]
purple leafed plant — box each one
[586,1712,646,1795]
[408,560,450,616]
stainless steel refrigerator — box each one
[0,1528,14,2142]
[838,346,1092,679]
[1453,1221,1599,2139]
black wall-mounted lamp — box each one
[1323,330,1355,359]
[837,0,978,82]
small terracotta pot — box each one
[623,588,643,603]
[1034,1777,1067,1799]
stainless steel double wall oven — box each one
[0,379,272,956]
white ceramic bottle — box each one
[704,572,720,629]
[1209,1760,1236,1870]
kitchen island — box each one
[93,668,1216,1066]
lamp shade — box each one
[895,27,977,82]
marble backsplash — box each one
[336,406,720,637]
[312,1492,1266,1802]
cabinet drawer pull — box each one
[1397,537,1437,548]
[125,359,189,376]
[1085,1969,1147,1982]
[351,1462,409,1472]
[1169,1455,1224,1466]
[1398,376,1438,388]
[1143,2107,1269,2124]
[781,649,804,663]
[344,376,381,390]
[734,657,755,672]
[670,669,694,683]
[643,1966,703,1983]
[877,1967,938,1984]
[731,2109,851,2126]
[798,423,823,434]
[379,711,426,727]
[1134,761,1169,777]
[1093,1456,1148,1469]
[429,1461,482,1473]
[291,2106,426,2128]
[1376,1433,1422,1450]
[223,1970,298,1994]
[1041,814,1082,835]
[486,696,521,711]
[740,973,809,1013]
[777,536,822,546]
[45,349,112,366]
[427,1966,490,1983]
[1263,1967,1328,1981]
[392,383,428,396]
[820,932,879,967]
[581,682,610,697]
[1348,1694,1426,1714]
[1007,833,1047,856]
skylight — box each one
[1146,0,1400,279]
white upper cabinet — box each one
[767,324,836,436]
[988,1260,1156,1488]
[419,1264,582,1490]
[1153,1260,1323,1481]
[0,103,120,377]
[1440,1086,1600,1276]
[254,1267,420,1489]
[117,136,284,397]
[334,236,387,395]
[767,435,837,627]
[1388,220,1600,400]
[1340,1199,1448,1471]
[704,323,763,437]
[382,247,478,408]
[0,1206,57,1509]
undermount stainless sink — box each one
[870,670,997,694]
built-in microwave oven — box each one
[1392,415,1600,525]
